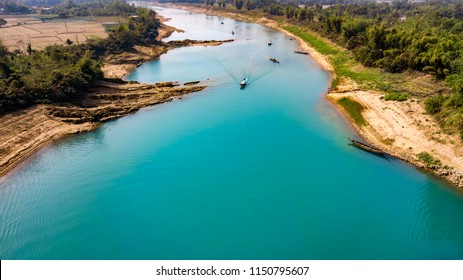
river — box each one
[1,6,463,260]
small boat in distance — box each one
[240,78,248,88]
[268,41,272,46]
[270,57,280,63]
[294,50,308,55]
[232,30,234,35]
[221,21,224,24]
[348,137,384,155]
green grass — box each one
[337,97,366,126]
[282,25,394,91]
[38,14,60,20]
[283,25,338,55]
[384,92,409,101]
[203,8,441,100]
[106,23,128,32]
[416,151,442,167]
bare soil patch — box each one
[0,18,108,51]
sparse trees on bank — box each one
[0,3,160,115]
[234,0,244,11]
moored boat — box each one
[268,41,272,46]
[270,57,280,63]
[294,50,308,55]
[348,137,384,155]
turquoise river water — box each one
[1,7,463,260]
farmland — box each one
[0,16,118,51]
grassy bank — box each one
[336,97,366,127]
[282,25,393,91]
[161,3,463,188]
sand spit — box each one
[0,81,206,178]
[0,20,234,178]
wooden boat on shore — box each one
[269,57,279,63]
[348,137,384,155]
[294,50,308,55]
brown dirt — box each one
[0,20,234,178]
[4,5,462,188]
[162,3,463,188]
[102,38,233,79]
[0,20,108,51]
[157,3,333,73]
[0,81,206,177]
[328,88,463,188]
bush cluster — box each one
[0,3,160,114]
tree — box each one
[26,43,33,55]
[235,0,244,10]
[128,8,160,44]
[0,40,8,58]
[218,0,226,8]
[284,6,296,19]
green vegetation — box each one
[0,1,32,14]
[189,0,463,139]
[337,97,366,127]
[91,7,160,54]
[49,0,137,18]
[4,0,463,138]
[0,43,102,113]
[384,92,409,102]
[25,0,115,6]
[282,25,388,90]
[282,26,337,55]
[0,3,161,115]
[417,151,442,168]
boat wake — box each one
[215,53,276,88]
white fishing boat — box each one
[240,78,248,88]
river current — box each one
[1,6,463,259]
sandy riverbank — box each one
[102,19,233,79]
[0,19,232,178]
[0,80,207,178]
[160,3,463,188]
[155,3,333,73]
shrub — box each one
[384,92,409,101]
[417,151,441,168]
[425,95,445,114]
[337,97,366,126]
